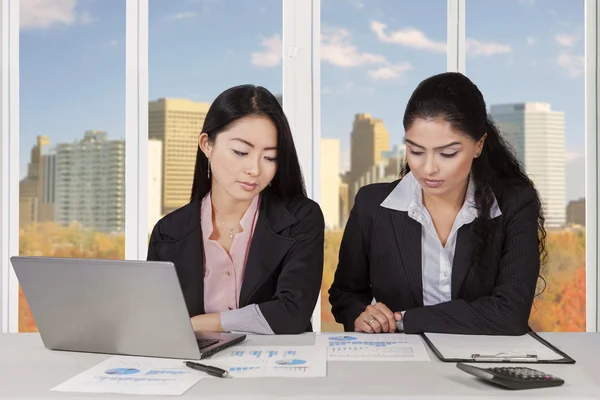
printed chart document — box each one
[204,345,327,378]
[316,333,430,362]
[51,356,202,396]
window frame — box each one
[1,0,19,333]
[1,0,598,333]
[584,0,599,332]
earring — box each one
[207,159,211,178]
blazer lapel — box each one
[390,211,424,307]
[451,225,474,299]
[238,191,296,307]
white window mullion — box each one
[1,0,19,333]
[283,0,321,331]
[125,0,149,261]
[585,0,598,332]
[447,0,465,74]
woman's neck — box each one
[210,184,253,224]
[422,180,468,214]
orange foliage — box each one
[321,230,345,332]
[18,222,125,332]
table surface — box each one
[1,332,599,399]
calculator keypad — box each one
[490,367,556,381]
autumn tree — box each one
[18,222,125,332]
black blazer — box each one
[147,189,325,334]
[329,180,540,335]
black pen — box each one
[184,361,230,378]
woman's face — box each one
[405,118,484,199]
[200,115,278,202]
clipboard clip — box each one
[471,352,538,362]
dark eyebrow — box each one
[404,138,462,151]
[230,138,277,151]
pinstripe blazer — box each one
[328,179,541,335]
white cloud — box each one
[164,12,197,21]
[557,52,584,78]
[555,33,578,47]
[466,38,512,56]
[349,0,365,8]
[78,11,94,25]
[367,62,412,80]
[371,21,510,57]
[370,21,446,53]
[517,0,535,5]
[20,0,92,30]
[527,36,536,46]
[321,26,412,81]
[565,151,583,162]
[251,34,282,68]
[107,39,119,47]
[321,27,387,67]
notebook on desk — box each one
[422,331,575,364]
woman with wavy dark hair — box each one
[148,84,324,335]
[329,72,546,335]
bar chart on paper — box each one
[205,346,327,378]
[316,333,431,362]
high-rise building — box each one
[19,136,54,227]
[320,138,341,230]
[566,198,585,227]
[490,103,566,228]
[339,182,349,229]
[148,139,163,234]
[346,113,391,210]
[54,130,125,233]
[149,98,210,215]
[349,113,390,181]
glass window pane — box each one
[19,1,126,332]
[467,0,585,331]
[148,0,282,229]
[320,0,447,332]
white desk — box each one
[1,332,598,399]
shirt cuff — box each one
[220,304,275,335]
[396,311,406,332]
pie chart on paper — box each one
[104,368,140,375]
[328,336,357,341]
[275,359,307,366]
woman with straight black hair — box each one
[148,84,324,334]
[329,72,546,335]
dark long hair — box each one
[401,72,547,287]
[190,84,306,202]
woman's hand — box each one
[354,302,402,333]
[190,313,223,333]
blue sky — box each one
[19,0,586,200]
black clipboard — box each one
[421,331,576,364]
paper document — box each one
[316,333,430,361]
[204,345,327,378]
[51,356,202,396]
[424,333,564,361]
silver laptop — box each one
[10,256,246,359]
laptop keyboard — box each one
[197,338,219,349]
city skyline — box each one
[19,96,582,233]
[19,0,585,201]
